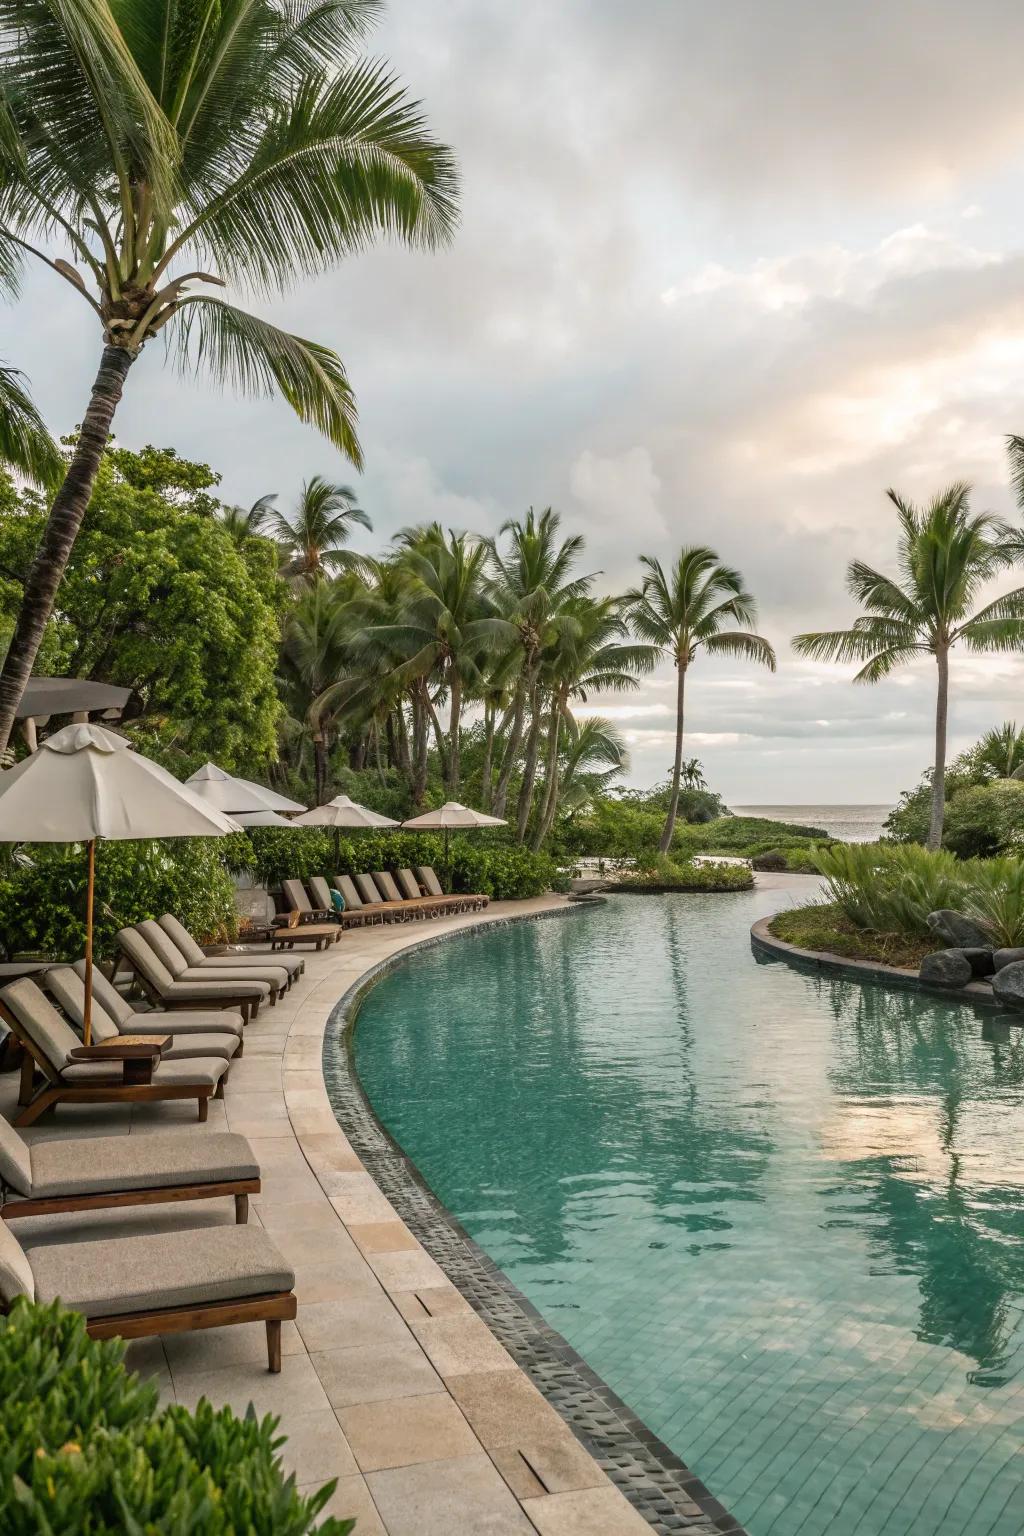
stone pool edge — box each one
[322,906,748,1536]
[750,915,1014,1014]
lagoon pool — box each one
[354,887,1024,1536]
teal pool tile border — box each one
[321,907,748,1536]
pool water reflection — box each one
[354,888,1024,1536]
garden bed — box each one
[768,902,936,969]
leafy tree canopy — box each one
[0,444,284,771]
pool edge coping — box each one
[322,904,748,1536]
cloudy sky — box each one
[11,0,1024,805]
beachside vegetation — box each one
[0,1298,352,1535]
[0,0,458,756]
[794,485,1024,852]
[886,725,1024,857]
[613,853,754,892]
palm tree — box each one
[279,576,362,802]
[217,493,278,546]
[557,717,630,816]
[530,595,655,849]
[794,485,1024,850]
[265,477,371,582]
[0,0,457,752]
[627,548,775,853]
[0,363,61,486]
[375,531,516,796]
[679,757,706,791]
[977,722,1024,780]
[486,508,593,826]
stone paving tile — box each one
[163,1320,303,1375]
[296,1295,410,1353]
[349,1220,421,1255]
[290,1259,384,1302]
[525,1485,656,1535]
[407,1312,519,1377]
[366,1247,448,1293]
[448,1369,570,1448]
[310,1339,443,1408]
[492,1435,610,1498]
[367,1453,535,1536]
[276,1408,358,1483]
[299,1475,387,1534]
[255,1200,347,1233]
[338,1392,479,1471]
[392,1285,474,1321]
[172,1353,332,1418]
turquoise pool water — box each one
[353,888,1024,1536]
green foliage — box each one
[941,781,1024,859]
[450,844,555,900]
[750,845,825,872]
[769,902,938,969]
[813,843,967,937]
[0,1298,353,1535]
[962,859,1024,948]
[614,854,754,892]
[0,840,237,960]
[0,447,285,771]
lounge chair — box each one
[353,872,413,922]
[137,920,289,1004]
[416,865,488,911]
[269,881,343,950]
[75,963,245,1045]
[0,1117,260,1222]
[307,875,370,927]
[45,967,242,1063]
[0,1220,296,1370]
[116,928,268,1022]
[374,870,442,918]
[0,978,228,1127]
[333,875,386,924]
[158,914,304,981]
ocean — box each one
[731,804,891,842]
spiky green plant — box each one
[813,843,966,936]
[962,859,1024,948]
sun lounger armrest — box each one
[69,1035,169,1061]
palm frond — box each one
[702,630,777,670]
[0,362,62,485]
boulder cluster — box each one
[919,910,1024,1005]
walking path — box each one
[3,897,651,1535]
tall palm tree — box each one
[265,476,371,582]
[794,485,1024,850]
[375,531,516,796]
[0,0,458,752]
[279,575,363,801]
[530,595,655,849]
[217,493,278,546]
[557,716,630,816]
[627,548,775,853]
[679,757,706,791]
[0,363,61,486]
[486,508,593,825]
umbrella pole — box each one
[83,837,96,1046]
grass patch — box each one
[769,902,938,969]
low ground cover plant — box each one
[0,1299,352,1535]
[614,853,753,892]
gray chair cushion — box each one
[156,914,207,968]
[374,871,405,904]
[137,920,190,978]
[117,928,175,991]
[282,879,313,914]
[307,876,334,910]
[0,1221,34,1303]
[30,1226,294,1317]
[416,866,445,898]
[397,868,424,901]
[44,967,119,1044]
[159,916,302,978]
[0,978,83,1071]
[126,1008,244,1039]
[174,964,286,990]
[354,873,385,905]
[61,1055,228,1089]
[0,1115,32,1196]
[73,963,135,1028]
[162,978,269,1002]
[27,1130,259,1199]
[158,1031,239,1062]
[334,875,364,910]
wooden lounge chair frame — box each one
[114,937,263,1023]
[5,1178,258,1223]
[86,1292,297,1369]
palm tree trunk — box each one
[395,704,412,781]
[531,701,562,851]
[515,684,544,844]
[928,646,949,851]
[659,661,687,854]
[313,730,328,803]
[480,699,496,811]
[447,668,462,796]
[0,346,133,754]
[427,696,449,784]
[493,673,527,818]
[385,711,398,770]
[411,686,429,804]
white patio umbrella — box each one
[231,808,294,828]
[186,762,306,816]
[401,800,506,864]
[292,794,399,862]
[0,724,237,1042]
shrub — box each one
[813,843,966,936]
[0,839,237,961]
[0,1298,352,1535]
[751,849,787,872]
[615,854,753,892]
[962,858,1024,947]
[942,781,1024,859]
[451,844,555,899]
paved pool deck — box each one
[2,896,652,1536]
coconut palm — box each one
[0,0,458,751]
[977,722,1024,781]
[680,757,706,791]
[557,717,630,817]
[217,493,278,546]
[265,477,371,582]
[627,548,776,853]
[0,363,61,485]
[794,485,1024,850]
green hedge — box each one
[0,840,238,961]
[613,855,754,892]
[0,1298,352,1535]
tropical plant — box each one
[962,858,1024,948]
[794,486,1024,850]
[627,547,776,852]
[812,842,966,936]
[217,492,279,546]
[264,476,371,582]
[0,362,61,485]
[0,0,458,753]
[977,722,1024,780]
[679,757,707,791]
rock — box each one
[926,909,991,948]
[960,947,995,977]
[992,961,1024,1008]
[919,949,973,989]
[993,947,1024,972]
